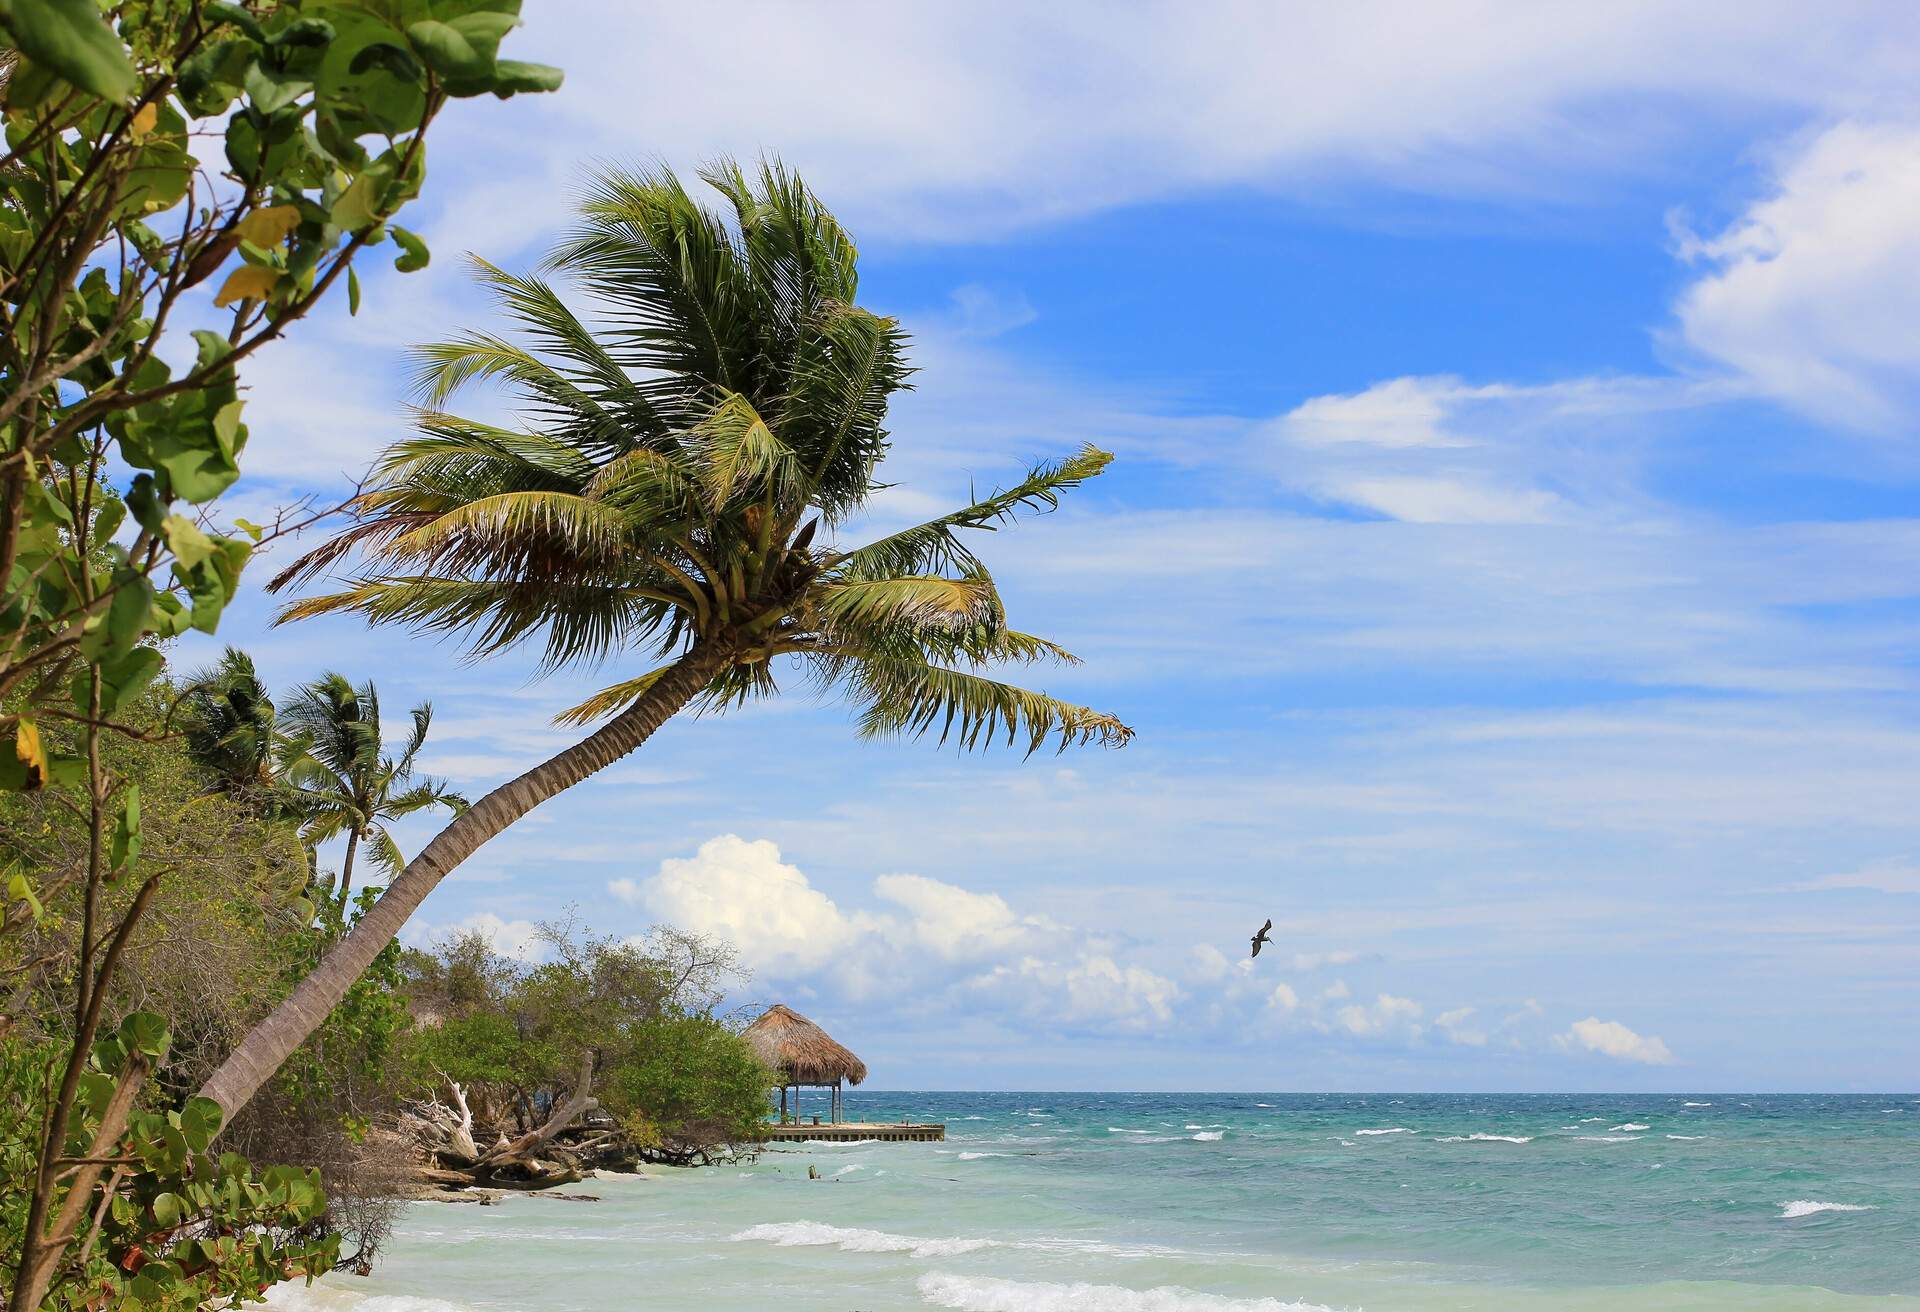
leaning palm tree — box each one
[195,160,1130,1121]
[277,673,467,911]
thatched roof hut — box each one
[746,1004,867,1125]
[744,1004,868,1088]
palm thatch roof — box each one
[743,1004,868,1087]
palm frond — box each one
[683,392,804,511]
[831,445,1113,580]
[814,574,1000,631]
[552,666,670,726]
[829,653,1132,755]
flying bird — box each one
[1250,919,1273,959]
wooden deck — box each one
[762,1121,945,1143]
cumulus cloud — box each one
[1673,120,1920,431]
[969,954,1180,1031]
[618,836,1173,1034]
[404,911,543,961]
[872,872,1049,960]
[1557,1016,1676,1065]
[631,835,856,974]
[1435,1006,1490,1047]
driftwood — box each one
[400,1053,603,1193]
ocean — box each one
[266,1091,1920,1311]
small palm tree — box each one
[276,673,467,911]
[197,160,1130,1119]
[181,647,282,808]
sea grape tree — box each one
[0,3,558,1307]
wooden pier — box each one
[762,1121,945,1143]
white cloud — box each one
[509,4,1920,240]
[1336,992,1424,1037]
[1784,861,1920,895]
[1190,943,1233,982]
[971,953,1179,1031]
[1557,1016,1676,1065]
[635,834,856,974]
[1268,982,1301,1012]
[1435,1006,1490,1047]
[621,836,1175,1034]
[1291,950,1361,971]
[1321,980,1352,1001]
[404,910,543,961]
[1673,120,1920,431]
[872,872,1047,960]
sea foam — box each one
[732,1221,993,1257]
[917,1273,1339,1312]
[1353,1127,1413,1136]
[1611,1123,1651,1132]
[1779,1201,1876,1219]
[1191,1131,1226,1141]
[1436,1132,1531,1144]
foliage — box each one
[0,2,557,1296]
[274,160,1131,755]
[199,159,1129,1132]
[608,1012,773,1160]
[0,1016,333,1312]
[397,921,772,1160]
[276,673,464,908]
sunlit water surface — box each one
[267,1092,1920,1311]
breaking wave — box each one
[1436,1132,1531,1144]
[1779,1201,1876,1219]
[917,1273,1341,1312]
[732,1221,994,1258]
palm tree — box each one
[196,160,1131,1121]
[276,672,467,911]
[181,647,282,808]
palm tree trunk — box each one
[196,642,729,1123]
[335,826,360,912]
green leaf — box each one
[83,567,154,660]
[6,871,44,921]
[391,224,429,272]
[119,1011,172,1058]
[0,0,139,102]
[124,474,164,533]
[110,783,141,870]
[348,264,362,315]
[84,646,163,717]
[201,0,266,44]
[150,1191,188,1228]
[488,59,563,97]
[179,1097,224,1152]
[162,514,216,569]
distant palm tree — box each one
[277,672,467,911]
[197,160,1130,1121]
[181,647,282,807]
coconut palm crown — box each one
[272,160,1130,754]
[277,673,467,909]
[198,161,1129,1124]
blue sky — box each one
[186,3,1920,1092]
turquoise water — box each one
[269,1092,1920,1311]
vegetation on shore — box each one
[1,5,1128,1307]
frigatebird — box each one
[1250,918,1273,959]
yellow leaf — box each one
[14,719,46,790]
[213,265,281,308]
[236,204,302,248]
[129,103,158,140]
